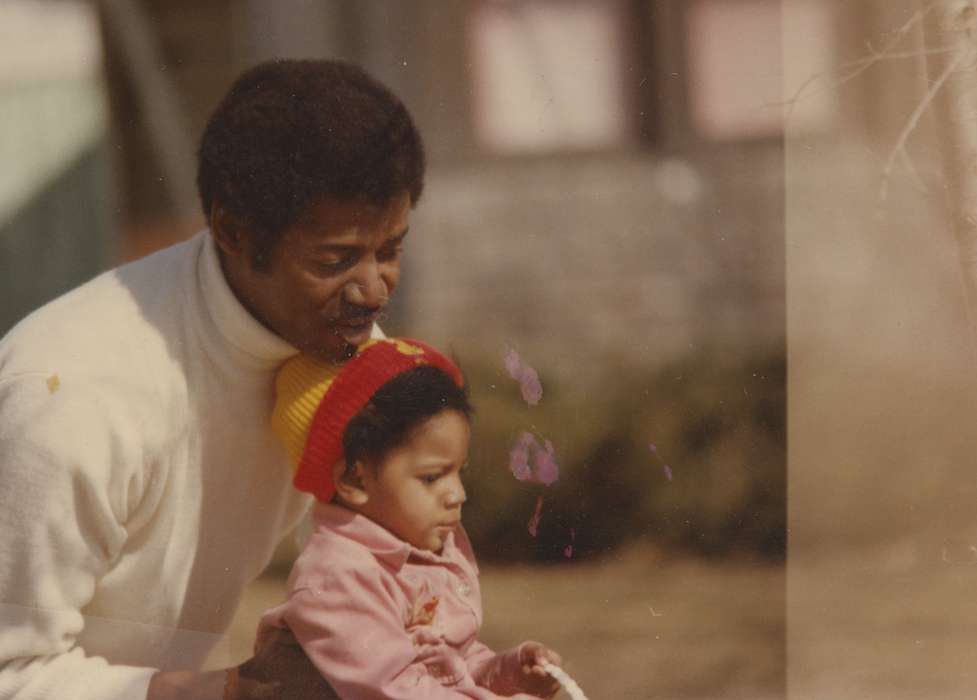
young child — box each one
[261,338,563,699]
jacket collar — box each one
[311,501,459,572]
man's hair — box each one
[197,59,425,265]
[342,366,472,471]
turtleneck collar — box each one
[196,231,299,371]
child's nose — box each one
[444,478,466,508]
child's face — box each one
[356,409,471,552]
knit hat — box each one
[271,338,464,502]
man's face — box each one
[218,192,411,362]
[357,410,470,553]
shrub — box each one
[459,349,785,562]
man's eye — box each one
[312,257,355,274]
[377,244,403,262]
[419,474,440,485]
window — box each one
[467,0,635,153]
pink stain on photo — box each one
[509,432,535,481]
[504,348,522,377]
[527,495,543,537]
[533,439,560,486]
[504,348,543,406]
[509,432,561,485]
[649,442,673,481]
[518,368,542,406]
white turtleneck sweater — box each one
[0,232,365,699]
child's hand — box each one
[517,641,563,698]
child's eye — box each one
[419,474,440,485]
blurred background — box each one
[786,1,977,699]
[7,1,784,698]
[11,0,974,698]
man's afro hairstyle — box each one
[197,59,425,248]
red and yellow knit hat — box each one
[271,338,464,502]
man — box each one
[0,59,425,699]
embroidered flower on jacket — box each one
[408,594,440,627]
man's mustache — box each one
[331,303,385,324]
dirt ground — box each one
[215,542,977,699]
[214,543,785,699]
[789,543,977,700]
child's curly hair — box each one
[342,366,472,472]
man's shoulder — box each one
[0,235,202,378]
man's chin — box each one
[296,320,377,362]
[335,322,376,348]
[298,336,357,364]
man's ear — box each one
[333,460,369,506]
[209,203,250,258]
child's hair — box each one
[271,338,468,501]
[342,365,472,471]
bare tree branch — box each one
[880,47,966,202]
[921,0,977,354]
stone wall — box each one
[402,145,785,389]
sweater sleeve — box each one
[0,374,156,699]
[275,568,536,700]
[464,640,530,696]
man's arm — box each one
[0,373,333,700]
[0,375,158,699]
[146,627,338,700]
[148,631,335,700]
[146,669,229,700]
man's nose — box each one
[343,258,389,308]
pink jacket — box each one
[258,502,539,699]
